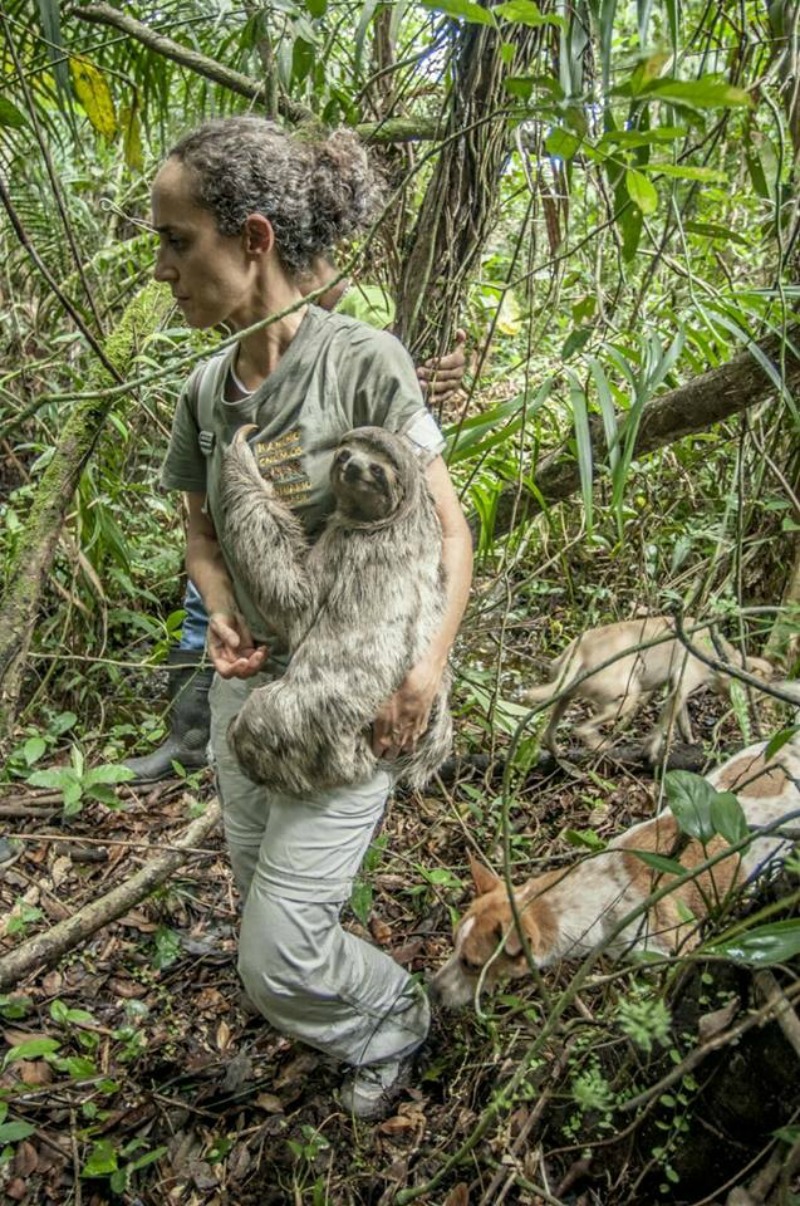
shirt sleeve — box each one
[349,327,446,464]
[160,367,208,494]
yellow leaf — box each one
[70,55,116,140]
[120,104,143,172]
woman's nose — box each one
[154,247,176,282]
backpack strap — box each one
[185,349,230,455]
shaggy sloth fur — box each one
[219,425,452,794]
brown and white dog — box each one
[431,714,799,1010]
[520,616,774,758]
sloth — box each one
[218,424,453,795]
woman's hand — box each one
[416,330,467,405]
[372,656,444,759]
[207,611,268,679]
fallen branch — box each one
[0,800,221,992]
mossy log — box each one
[0,281,175,739]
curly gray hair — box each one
[168,117,382,278]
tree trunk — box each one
[0,282,174,739]
[392,14,541,360]
[490,329,800,539]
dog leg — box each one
[575,689,641,750]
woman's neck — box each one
[232,276,308,389]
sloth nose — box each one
[343,461,363,482]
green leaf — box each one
[83,764,137,787]
[306,0,327,14]
[82,1139,119,1178]
[765,726,800,760]
[336,284,395,329]
[705,920,800,966]
[630,850,687,876]
[561,328,592,360]
[563,829,607,852]
[545,127,582,160]
[27,768,72,790]
[22,737,47,766]
[642,163,727,183]
[349,880,373,926]
[684,220,749,246]
[0,97,27,130]
[0,1121,36,1143]
[663,770,717,843]
[419,0,496,25]
[709,792,749,846]
[4,1037,61,1065]
[625,168,658,215]
[566,369,594,534]
[643,77,752,109]
[493,0,565,27]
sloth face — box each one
[330,440,403,521]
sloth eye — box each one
[335,449,351,465]
[370,464,387,485]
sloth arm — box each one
[184,491,267,679]
[372,455,473,753]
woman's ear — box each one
[243,214,274,255]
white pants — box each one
[210,673,430,1067]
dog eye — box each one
[460,955,481,973]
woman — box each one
[152,116,473,1119]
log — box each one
[0,800,221,992]
[491,328,800,538]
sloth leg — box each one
[219,428,315,621]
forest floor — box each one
[0,656,798,1205]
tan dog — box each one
[431,720,799,1009]
[521,616,774,758]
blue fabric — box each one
[180,580,209,651]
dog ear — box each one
[469,855,500,896]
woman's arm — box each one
[372,457,473,756]
[185,491,267,679]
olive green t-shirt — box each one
[161,304,445,645]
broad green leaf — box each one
[83,764,137,787]
[0,97,27,130]
[630,850,686,877]
[419,0,496,25]
[336,284,395,329]
[22,737,47,766]
[597,126,685,150]
[663,770,717,843]
[684,220,749,246]
[82,1139,119,1178]
[0,1121,36,1143]
[563,829,607,851]
[642,163,727,183]
[705,920,800,966]
[4,1037,61,1065]
[546,127,582,159]
[306,0,327,14]
[561,327,592,359]
[494,0,564,27]
[625,168,658,215]
[27,768,70,789]
[709,792,749,846]
[765,726,799,760]
[69,56,116,140]
[644,77,752,109]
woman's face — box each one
[151,157,255,330]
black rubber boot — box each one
[124,650,214,784]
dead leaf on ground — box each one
[444,1185,470,1206]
